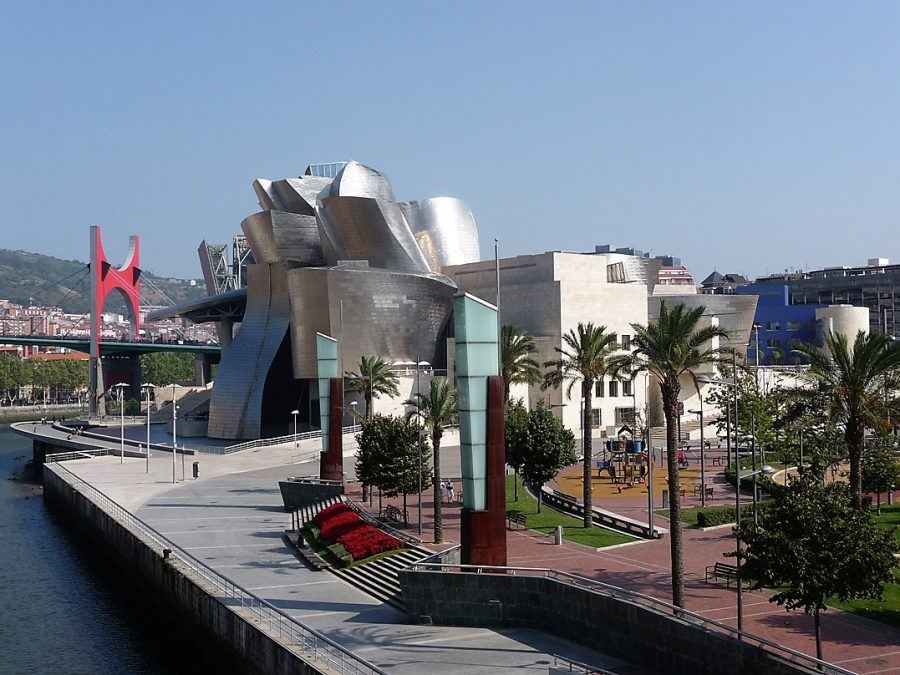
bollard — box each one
[192,461,200,479]
[554,525,563,545]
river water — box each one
[0,424,231,674]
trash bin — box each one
[554,525,563,545]
[192,461,199,479]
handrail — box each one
[343,499,424,547]
[223,424,362,454]
[46,448,119,463]
[47,462,386,675]
[407,562,853,675]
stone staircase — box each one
[295,496,432,612]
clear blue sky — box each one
[2,2,898,280]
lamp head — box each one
[290,409,299,415]
[761,465,775,475]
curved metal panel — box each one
[318,197,431,273]
[329,160,395,201]
[399,197,480,272]
[241,210,325,266]
[271,177,332,215]
[208,262,294,439]
[288,266,456,379]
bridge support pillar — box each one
[194,353,213,386]
[218,318,233,350]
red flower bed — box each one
[312,502,403,561]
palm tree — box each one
[406,378,458,544]
[501,324,541,402]
[793,331,900,508]
[542,323,619,528]
[611,302,728,608]
[345,356,400,420]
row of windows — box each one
[584,407,637,428]
[594,379,633,398]
[762,320,802,331]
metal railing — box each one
[408,562,853,675]
[47,462,386,675]
[45,448,119,463]
[344,499,425,547]
[222,424,362,454]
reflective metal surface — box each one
[319,197,431,273]
[241,210,325,266]
[329,160,395,201]
[162,159,482,439]
[288,265,456,379]
[208,263,295,439]
[399,197,480,272]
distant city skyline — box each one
[2,2,898,279]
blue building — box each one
[735,283,822,365]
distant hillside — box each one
[0,249,205,314]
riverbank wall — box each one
[42,463,363,675]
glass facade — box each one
[305,162,348,179]
[316,333,339,454]
[453,293,499,511]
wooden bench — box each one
[705,561,739,587]
[380,504,407,525]
[712,456,724,467]
[506,510,527,529]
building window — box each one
[623,379,633,396]
[609,380,619,397]
[786,321,800,331]
[767,338,781,349]
[621,334,631,350]
[595,380,604,398]
[607,262,626,283]
[591,408,602,428]
[615,407,635,426]
[766,321,781,331]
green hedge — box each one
[695,501,772,528]
[327,542,353,566]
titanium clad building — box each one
[151,160,481,440]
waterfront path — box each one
[48,442,628,674]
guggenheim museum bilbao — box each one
[151,160,865,441]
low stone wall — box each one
[279,480,344,512]
[43,466,327,675]
[399,569,809,675]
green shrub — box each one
[327,542,353,566]
[695,501,773,528]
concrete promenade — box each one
[45,435,627,674]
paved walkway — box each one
[353,468,900,674]
[48,441,628,674]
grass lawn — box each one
[827,504,900,629]
[506,475,633,549]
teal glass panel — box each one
[457,376,488,413]
[316,332,339,455]
[453,294,498,344]
[459,410,486,447]
[456,343,499,378]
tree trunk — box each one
[814,608,823,661]
[365,389,373,420]
[845,415,865,508]
[514,468,519,501]
[582,380,594,528]
[877,491,881,515]
[433,430,443,544]
[662,380,685,608]
[537,488,542,513]
[403,492,408,526]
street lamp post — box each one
[735,464,775,632]
[141,383,155,474]
[415,358,430,536]
[111,382,128,464]
[291,409,299,452]
[171,383,178,484]
[689,400,706,507]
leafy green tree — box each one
[542,323,619,528]
[345,355,400,420]
[862,437,900,514]
[612,302,728,608]
[519,403,577,512]
[140,352,195,386]
[792,331,900,507]
[737,473,899,660]
[355,414,395,513]
[377,416,431,524]
[504,398,530,500]
[501,324,541,403]
[406,378,458,544]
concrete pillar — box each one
[218,318,233,350]
[194,353,213,385]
